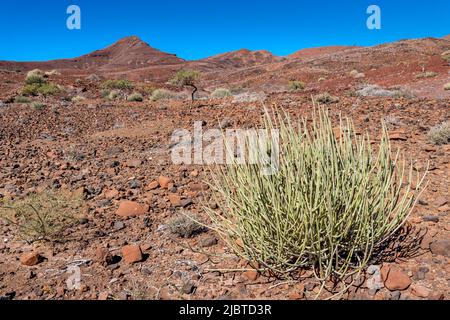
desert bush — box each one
[101,79,134,91]
[0,190,84,242]
[151,89,174,101]
[25,73,46,85]
[428,121,450,145]
[108,90,121,100]
[314,92,340,104]
[14,96,30,103]
[205,108,426,282]
[211,88,232,98]
[356,84,413,98]
[36,83,60,96]
[142,86,156,96]
[71,95,86,103]
[22,83,60,97]
[169,69,201,101]
[444,83,450,91]
[100,89,110,98]
[126,92,144,102]
[288,80,305,92]
[441,50,450,63]
[31,102,46,110]
[167,215,206,238]
[415,71,437,79]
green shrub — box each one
[428,121,450,145]
[108,90,121,100]
[31,102,46,110]
[169,69,201,101]
[36,83,60,96]
[100,89,110,98]
[25,73,46,85]
[22,83,60,97]
[288,80,305,92]
[14,96,30,103]
[0,190,84,242]
[211,88,232,98]
[206,108,426,282]
[101,79,134,91]
[151,89,174,101]
[415,71,437,79]
[126,92,144,102]
[444,83,450,91]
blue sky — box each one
[0,0,449,61]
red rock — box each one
[146,181,159,190]
[98,291,109,300]
[380,264,390,282]
[158,176,172,189]
[94,247,114,265]
[168,194,182,206]
[384,268,411,291]
[20,252,41,266]
[125,159,142,168]
[389,131,407,141]
[122,245,143,264]
[438,204,450,212]
[104,188,119,199]
[243,269,259,281]
[429,240,450,257]
[411,285,430,298]
[190,170,199,177]
[116,201,149,217]
[433,197,448,207]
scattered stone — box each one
[121,245,143,264]
[433,197,448,207]
[199,236,218,248]
[168,194,182,207]
[20,252,42,266]
[116,201,149,217]
[128,179,142,189]
[383,267,411,291]
[429,240,450,257]
[190,170,199,177]
[95,248,115,266]
[411,285,431,298]
[423,215,439,223]
[146,181,159,190]
[243,270,259,281]
[113,221,125,230]
[389,291,401,300]
[125,159,142,168]
[98,291,109,300]
[181,281,196,294]
[158,176,172,189]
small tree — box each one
[170,69,201,102]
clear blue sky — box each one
[1,0,449,61]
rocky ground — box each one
[0,35,449,300]
[0,90,449,300]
